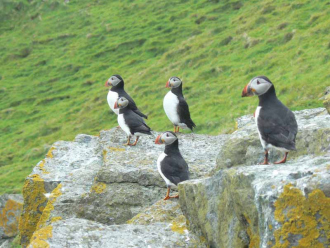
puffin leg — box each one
[173,126,177,133]
[131,136,140,146]
[125,135,132,146]
[177,127,180,133]
[274,152,288,164]
[259,150,270,165]
[164,187,171,200]
[169,194,179,199]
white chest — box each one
[157,152,175,187]
[118,114,131,136]
[107,90,119,115]
[163,91,180,125]
[255,106,267,149]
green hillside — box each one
[0,0,329,194]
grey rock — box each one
[217,108,330,169]
[28,218,206,248]
[179,155,330,248]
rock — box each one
[323,88,330,114]
[28,217,205,248]
[19,128,227,247]
[0,194,23,241]
[179,155,330,248]
[217,108,330,169]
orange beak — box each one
[114,101,118,109]
[105,80,109,87]
[242,83,253,97]
[155,135,163,144]
[165,81,170,88]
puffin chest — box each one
[163,91,180,124]
[118,113,131,136]
[157,152,176,187]
[107,91,119,114]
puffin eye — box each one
[257,80,260,85]
[166,133,169,137]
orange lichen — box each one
[170,215,188,235]
[273,184,330,248]
[28,225,52,248]
[244,214,260,248]
[0,198,23,237]
[19,174,47,247]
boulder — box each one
[19,127,227,247]
[216,108,330,169]
[0,194,23,242]
[179,155,330,248]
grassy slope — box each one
[0,0,329,194]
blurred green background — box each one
[0,0,329,194]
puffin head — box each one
[166,77,182,88]
[242,76,273,97]
[105,75,124,87]
[155,131,177,145]
[114,96,129,109]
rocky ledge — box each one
[16,107,330,248]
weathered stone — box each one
[28,217,206,248]
[217,108,330,169]
[20,127,227,247]
[179,155,330,248]
[0,194,23,240]
[324,91,330,114]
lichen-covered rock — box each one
[179,155,330,248]
[28,217,206,248]
[0,194,23,241]
[216,108,330,170]
[324,92,330,114]
[20,127,227,247]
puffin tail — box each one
[186,119,196,131]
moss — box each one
[274,184,330,248]
[19,174,47,247]
[0,198,23,237]
[90,182,106,194]
[46,147,55,158]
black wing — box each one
[118,89,148,119]
[258,102,298,150]
[124,110,152,135]
[161,155,189,185]
[177,97,196,130]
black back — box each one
[161,139,189,185]
[171,84,196,130]
[119,107,152,135]
[257,85,298,150]
[111,75,148,119]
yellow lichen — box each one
[51,216,62,222]
[109,147,125,152]
[273,184,330,248]
[0,198,23,237]
[269,224,273,231]
[19,174,47,247]
[244,214,260,248]
[38,160,50,174]
[170,215,188,235]
[46,147,55,158]
[90,182,107,194]
[28,225,52,248]
[36,184,62,230]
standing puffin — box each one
[163,77,196,133]
[114,97,152,146]
[155,131,189,200]
[105,75,148,119]
[242,76,298,164]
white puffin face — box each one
[108,75,122,87]
[114,97,129,109]
[166,77,182,88]
[155,131,178,145]
[242,76,273,97]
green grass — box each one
[0,0,329,194]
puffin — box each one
[105,75,148,119]
[242,76,298,164]
[163,77,196,133]
[155,131,189,200]
[114,97,152,146]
